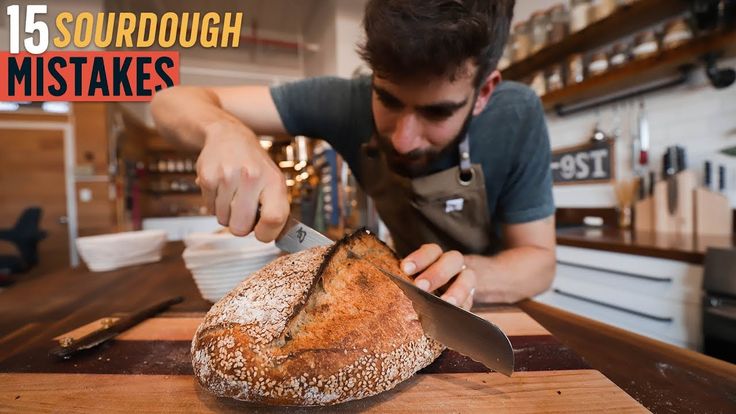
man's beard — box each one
[376,109,474,178]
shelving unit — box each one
[501,0,736,114]
[501,0,689,80]
[146,171,197,176]
[145,189,201,196]
[541,29,736,113]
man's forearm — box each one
[151,86,246,150]
[464,246,556,304]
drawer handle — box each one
[553,288,674,323]
[557,261,673,283]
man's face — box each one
[371,64,480,177]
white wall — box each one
[335,0,368,78]
[548,63,736,207]
[304,0,338,77]
[514,1,736,207]
[512,0,559,25]
[303,0,367,78]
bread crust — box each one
[191,229,443,406]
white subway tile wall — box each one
[547,57,736,207]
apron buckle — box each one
[457,167,475,186]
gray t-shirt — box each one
[270,76,554,247]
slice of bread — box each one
[191,229,443,406]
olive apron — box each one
[359,134,493,257]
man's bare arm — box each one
[464,216,557,303]
[150,85,291,241]
[150,85,286,150]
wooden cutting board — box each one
[0,308,648,413]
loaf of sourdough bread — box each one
[191,229,444,406]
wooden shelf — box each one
[145,189,200,196]
[540,29,736,112]
[502,0,689,81]
[141,214,210,219]
[145,171,196,176]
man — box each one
[152,0,556,309]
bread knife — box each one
[274,217,514,376]
[49,296,184,360]
[347,249,514,376]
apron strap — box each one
[458,133,474,185]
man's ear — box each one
[473,70,502,115]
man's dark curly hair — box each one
[359,0,515,87]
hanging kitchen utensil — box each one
[591,109,607,142]
[637,100,650,169]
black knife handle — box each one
[676,146,687,172]
[649,171,656,197]
[663,148,676,178]
[719,165,727,192]
[705,161,712,187]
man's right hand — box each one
[151,84,291,241]
[196,120,290,242]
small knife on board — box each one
[49,296,184,360]
[274,217,515,376]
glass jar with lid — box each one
[592,0,618,22]
[567,53,585,84]
[570,0,592,32]
[547,4,569,44]
[530,10,550,53]
[588,51,610,76]
[609,41,630,68]
[662,18,692,49]
[632,30,659,60]
[530,71,547,96]
[512,20,532,61]
[546,64,565,92]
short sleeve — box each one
[496,93,555,224]
[269,77,373,169]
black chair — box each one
[0,207,48,284]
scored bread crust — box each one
[191,229,444,406]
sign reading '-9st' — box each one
[550,140,615,185]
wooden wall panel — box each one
[0,128,69,267]
[73,103,118,234]
[75,182,116,236]
[73,103,109,176]
[0,112,68,123]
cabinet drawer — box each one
[549,246,704,349]
[536,290,701,350]
[551,274,701,344]
[555,263,701,305]
[556,246,703,293]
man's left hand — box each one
[400,243,476,310]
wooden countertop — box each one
[556,226,736,264]
[1,243,734,413]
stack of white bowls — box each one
[76,230,167,272]
[183,231,281,302]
